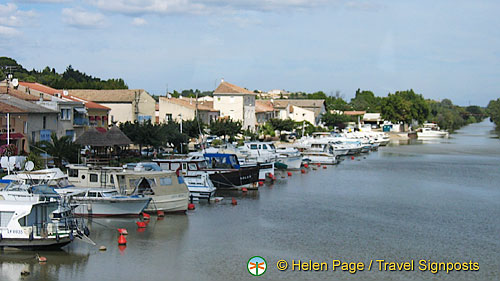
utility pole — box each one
[179,113,183,153]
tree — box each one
[182,118,205,139]
[268,118,295,132]
[321,112,352,129]
[350,89,381,112]
[209,119,242,142]
[487,98,500,126]
[36,133,80,168]
[380,90,429,125]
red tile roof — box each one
[0,101,25,113]
[160,97,219,112]
[256,100,274,113]
[214,81,255,95]
[19,82,110,110]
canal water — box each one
[1,120,499,281]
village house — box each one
[272,99,326,125]
[18,82,111,130]
[0,91,59,153]
[67,89,155,124]
[213,80,257,131]
[159,97,219,124]
[255,100,276,124]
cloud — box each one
[62,8,105,28]
[131,17,147,26]
[0,3,37,27]
[87,0,329,16]
[0,25,20,37]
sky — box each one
[0,0,499,106]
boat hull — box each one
[0,237,72,249]
[145,194,189,213]
[72,197,151,217]
[208,167,259,189]
[277,155,302,170]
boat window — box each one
[270,144,276,149]
[102,191,119,197]
[258,144,261,149]
[182,163,187,170]
[90,174,98,182]
[1,211,15,227]
[229,155,238,166]
[159,177,172,186]
[262,144,268,149]
[250,144,258,149]
[56,178,71,188]
[171,163,180,171]
[110,175,114,184]
[188,163,197,170]
[88,192,97,197]
[18,216,27,226]
[81,175,86,180]
[97,192,103,197]
[137,178,155,195]
[68,169,78,177]
[198,161,207,169]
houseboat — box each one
[66,164,189,213]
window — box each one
[250,144,258,149]
[0,211,14,227]
[159,177,172,186]
[88,192,97,197]
[262,144,268,149]
[110,175,114,184]
[43,116,46,129]
[165,114,172,122]
[60,108,71,120]
[68,169,78,177]
[188,163,197,170]
[90,174,98,182]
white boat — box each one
[275,147,303,170]
[301,152,337,165]
[57,188,151,217]
[66,164,189,213]
[417,127,449,139]
[0,183,90,249]
[128,162,216,201]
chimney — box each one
[39,93,43,102]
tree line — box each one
[0,57,128,90]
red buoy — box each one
[351,156,355,160]
[136,221,147,228]
[304,164,309,168]
[37,256,47,263]
[258,181,264,186]
[323,166,327,169]
[118,234,127,245]
[301,169,306,174]
[287,172,292,177]
[267,173,274,179]
[317,163,321,167]
[242,187,248,192]
[142,213,151,220]
[117,228,128,235]
[231,198,237,205]
[157,210,165,217]
[188,203,195,210]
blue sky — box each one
[1,0,499,106]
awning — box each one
[102,116,108,120]
[74,107,87,114]
[0,133,24,140]
[89,116,95,121]
[95,116,101,121]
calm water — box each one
[1,120,499,281]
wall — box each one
[289,106,316,125]
[243,95,256,130]
[158,98,195,123]
[27,113,58,143]
[136,91,156,122]
[0,114,29,153]
[101,103,133,124]
[87,108,109,127]
[213,95,244,121]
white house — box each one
[272,99,326,125]
[159,97,219,124]
[213,80,257,131]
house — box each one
[159,97,219,124]
[272,99,326,125]
[213,80,256,131]
[18,82,111,130]
[259,89,289,100]
[255,100,276,124]
[363,113,383,127]
[67,89,155,124]
[0,93,59,153]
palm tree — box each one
[36,133,80,168]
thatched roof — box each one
[106,125,132,146]
[74,127,109,146]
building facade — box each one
[213,80,256,131]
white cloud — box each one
[0,3,37,27]
[0,25,20,37]
[87,0,329,16]
[131,17,147,26]
[62,8,105,28]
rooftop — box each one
[272,99,325,109]
[68,89,148,103]
[213,81,255,95]
[256,100,275,113]
[0,86,46,101]
[0,94,58,114]
[159,97,219,112]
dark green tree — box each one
[209,119,242,142]
[35,133,80,168]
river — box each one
[1,120,499,281]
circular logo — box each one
[247,256,267,276]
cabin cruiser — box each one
[127,162,216,201]
[417,123,449,139]
[0,183,91,249]
[2,168,74,189]
[302,151,337,165]
[275,147,303,170]
[156,155,260,190]
[57,188,151,217]
[66,164,189,213]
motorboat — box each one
[0,183,91,249]
[302,151,337,165]
[56,188,151,217]
[417,124,449,139]
[275,147,303,170]
[66,164,189,213]
[127,162,216,201]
